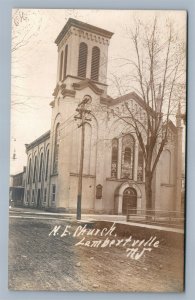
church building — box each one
[24,18,183,215]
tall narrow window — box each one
[63,45,68,80]
[33,156,37,183]
[59,51,64,81]
[78,42,88,78]
[26,190,30,203]
[121,134,135,179]
[32,190,35,203]
[111,138,118,178]
[137,146,144,181]
[45,149,49,181]
[27,158,32,184]
[52,184,56,202]
[53,124,60,174]
[91,46,100,81]
[38,153,43,182]
[44,188,47,203]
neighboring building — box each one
[10,167,26,207]
[23,18,184,214]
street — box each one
[8,212,184,292]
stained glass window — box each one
[121,134,135,179]
[137,146,144,181]
[111,138,118,178]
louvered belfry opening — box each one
[78,42,88,78]
[63,45,68,80]
[91,46,100,81]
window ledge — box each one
[70,172,95,178]
[106,177,144,183]
[161,183,175,187]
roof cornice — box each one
[72,79,104,95]
[25,130,50,151]
[55,18,113,45]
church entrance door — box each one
[122,187,137,215]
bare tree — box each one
[11,9,43,108]
[107,17,186,212]
[11,9,83,109]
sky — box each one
[10,9,186,175]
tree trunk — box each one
[145,168,153,219]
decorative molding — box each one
[72,79,104,95]
[72,27,110,44]
[61,88,76,98]
[64,75,108,87]
[161,183,175,187]
[52,84,61,97]
[110,91,156,117]
[49,100,55,108]
[58,29,72,50]
[100,95,113,105]
[70,172,95,178]
[106,177,144,184]
[53,83,76,99]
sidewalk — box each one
[9,207,184,234]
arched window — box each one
[78,42,88,78]
[38,153,43,182]
[44,188,47,203]
[32,190,35,203]
[45,149,49,181]
[63,45,68,80]
[137,146,144,181]
[121,134,135,179]
[59,51,64,81]
[53,124,60,174]
[124,147,131,163]
[91,46,100,81]
[27,158,32,184]
[26,190,30,203]
[33,156,37,183]
[96,184,103,199]
[111,138,118,178]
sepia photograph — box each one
[9,9,186,292]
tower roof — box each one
[55,18,114,45]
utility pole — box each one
[74,95,92,220]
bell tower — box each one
[54,18,113,94]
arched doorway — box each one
[122,187,137,215]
